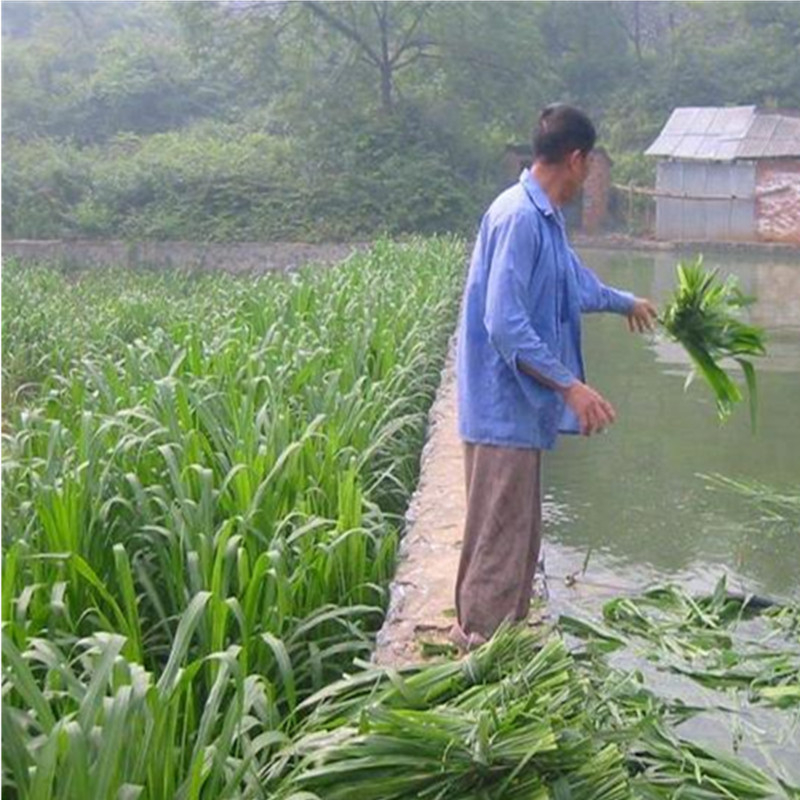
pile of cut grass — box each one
[264,598,799,800]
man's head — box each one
[531,104,596,205]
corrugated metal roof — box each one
[645,106,800,161]
[748,115,779,138]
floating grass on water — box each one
[629,724,785,800]
[660,256,767,429]
[562,576,800,713]
[701,473,800,533]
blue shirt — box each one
[457,170,635,450]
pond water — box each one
[541,248,800,785]
[545,248,800,601]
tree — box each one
[303,1,435,113]
[2,1,215,143]
[6,1,800,241]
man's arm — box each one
[517,359,616,436]
[483,212,576,389]
[569,248,657,332]
[569,248,635,315]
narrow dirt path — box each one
[374,342,464,666]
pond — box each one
[542,247,800,786]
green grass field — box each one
[1,239,465,797]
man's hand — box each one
[627,297,658,333]
[561,381,616,437]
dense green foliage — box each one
[3,2,800,240]
[1,115,474,241]
[1,240,464,796]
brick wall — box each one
[581,151,612,234]
[756,160,800,244]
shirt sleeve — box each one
[569,248,636,315]
[483,212,577,390]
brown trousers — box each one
[455,443,542,640]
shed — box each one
[645,106,800,243]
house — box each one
[645,106,800,243]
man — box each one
[452,104,657,650]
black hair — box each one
[532,103,596,164]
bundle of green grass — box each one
[264,615,796,799]
[660,256,767,429]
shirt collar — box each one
[520,169,560,222]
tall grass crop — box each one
[1,238,465,797]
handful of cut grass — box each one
[660,256,767,429]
